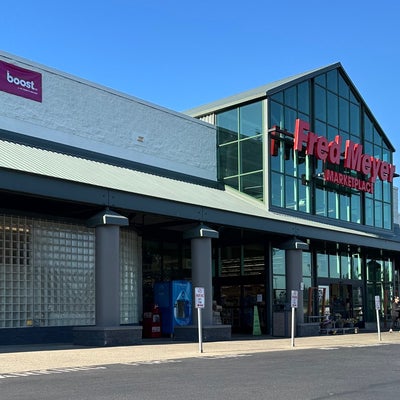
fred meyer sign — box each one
[0,60,42,102]
[294,119,395,194]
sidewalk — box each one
[0,331,399,374]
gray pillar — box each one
[282,238,309,325]
[88,209,129,327]
[184,224,219,326]
[95,225,120,326]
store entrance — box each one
[218,283,266,334]
[330,283,352,318]
[318,283,364,325]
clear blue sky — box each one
[1,1,399,168]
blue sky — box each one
[1,1,400,168]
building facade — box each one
[0,52,398,344]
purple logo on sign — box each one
[0,60,42,102]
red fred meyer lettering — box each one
[293,119,395,183]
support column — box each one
[191,235,214,326]
[73,209,142,346]
[282,237,309,327]
[95,224,121,326]
[175,224,231,342]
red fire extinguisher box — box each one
[142,306,162,338]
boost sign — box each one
[0,60,42,102]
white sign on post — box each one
[195,287,205,353]
[375,295,382,342]
[195,287,205,309]
[291,290,299,308]
[375,295,381,310]
[290,290,298,348]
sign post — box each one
[291,290,298,348]
[375,295,382,342]
[195,287,205,353]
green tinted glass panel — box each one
[315,74,326,87]
[219,143,238,177]
[374,180,382,201]
[339,97,349,132]
[240,137,262,173]
[351,194,361,224]
[365,197,373,226]
[315,187,327,217]
[224,176,239,191]
[383,181,391,202]
[241,172,263,199]
[329,254,340,278]
[341,254,351,279]
[271,172,284,207]
[314,120,327,137]
[285,176,296,210]
[374,144,382,161]
[273,249,285,275]
[382,147,390,163]
[284,86,296,109]
[239,101,262,138]
[217,109,238,144]
[328,191,338,219]
[340,194,350,221]
[375,202,383,228]
[373,128,382,146]
[338,73,349,99]
[314,85,326,121]
[298,180,309,213]
[270,91,283,103]
[350,103,360,136]
[270,101,284,128]
[349,90,358,104]
[327,92,338,127]
[297,81,309,114]
[327,70,338,93]
[317,252,329,278]
[364,141,373,156]
[284,107,296,132]
[302,252,312,277]
[384,203,392,229]
[364,114,373,142]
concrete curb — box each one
[0,331,399,374]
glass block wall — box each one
[0,216,95,328]
[32,219,95,327]
[120,229,142,324]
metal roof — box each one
[0,138,399,252]
[185,63,341,117]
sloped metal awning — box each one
[0,139,399,251]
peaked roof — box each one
[185,62,395,152]
[185,63,341,117]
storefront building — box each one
[0,52,399,345]
[186,63,400,334]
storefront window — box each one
[220,246,241,277]
[216,100,264,201]
[272,248,286,308]
[243,244,264,276]
[329,254,340,278]
[317,252,329,278]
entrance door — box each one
[330,283,352,318]
[220,284,265,333]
